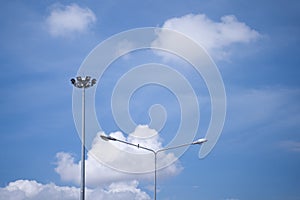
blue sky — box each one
[0,0,300,200]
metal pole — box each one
[154,152,157,200]
[80,87,85,200]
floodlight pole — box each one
[81,86,85,200]
[71,76,96,200]
[100,135,207,200]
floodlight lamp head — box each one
[91,79,96,86]
[85,76,91,82]
[76,76,82,82]
[71,78,76,85]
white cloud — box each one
[0,180,78,200]
[96,181,150,200]
[0,179,150,200]
[55,125,182,187]
[46,3,96,37]
[55,152,80,184]
[153,13,260,60]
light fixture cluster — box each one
[71,76,96,88]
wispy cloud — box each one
[45,3,96,37]
[280,140,300,152]
[225,87,300,135]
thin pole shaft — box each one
[80,87,85,200]
[154,152,157,200]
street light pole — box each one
[71,76,96,200]
[100,135,207,200]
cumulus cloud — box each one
[96,181,150,200]
[153,13,260,60]
[55,125,182,187]
[45,3,96,37]
[0,179,150,200]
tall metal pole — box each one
[71,76,96,200]
[80,87,85,200]
[154,152,157,200]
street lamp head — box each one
[100,135,117,141]
[100,135,109,141]
[192,138,208,145]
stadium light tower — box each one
[100,135,207,200]
[71,76,96,200]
